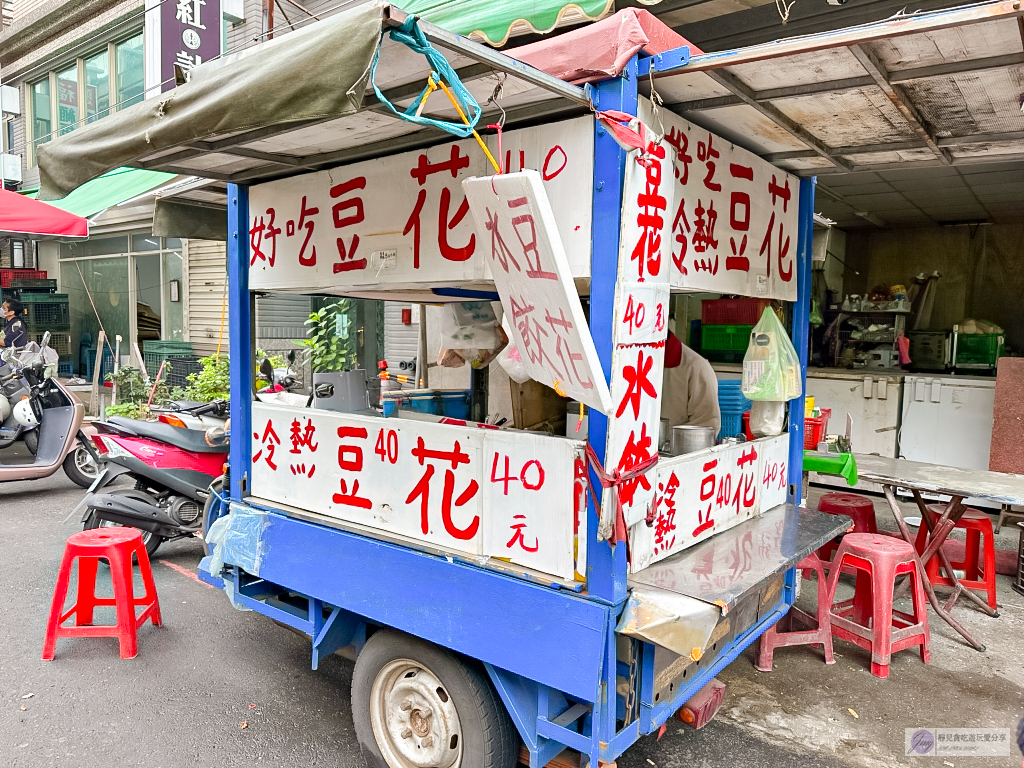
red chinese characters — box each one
[288,417,319,478]
[732,445,758,513]
[405,436,480,540]
[291,196,320,268]
[249,208,280,267]
[616,350,657,420]
[630,141,668,281]
[692,199,719,274]
[697,133,721,192]
[331,176,367,273]
[653,471,680,555]
[693,459,719,537]
[760,174,793,281]
[510,295,594,392]
[726,163,753,273]
[762,453,787,493]
[333,426,372,510]
[252,420,281,471]
[615,424,655,510]
[404,145,476,268]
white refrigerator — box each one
[898,374,996,508]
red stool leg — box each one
[74,556,100,626]
[134,543,162,628]
[910,564,931,664]
[812,557,835,665]
[852,571,873,626]
[869,558,896,679]
[962,529,980,581]
[42,548,78,661]
[982,527,997,611]
[106,547,139,660]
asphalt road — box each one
[1,473,848,768]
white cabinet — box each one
[899,376,994,469]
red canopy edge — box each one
[506,8,700,85]
[0,188,89,240]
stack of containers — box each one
[699,298,770,363]
[1,269,73,375]
[717,379,751,440]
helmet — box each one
[13,397,38,427]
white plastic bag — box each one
[749,400,785,437]
[496,318,531,384]
[741,307,802,401]
[440,302,499,350]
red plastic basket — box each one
[1,269,46,288]
[804,408,831,449]
[702,298,770,325]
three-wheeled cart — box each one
[44,0,972,763]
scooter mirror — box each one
[259,358,274,383]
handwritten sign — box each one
[250,403,585,580]
[248,117,594,292]
[630,434,789,572]
[637,98,799,301]
[462,171,612,415]
[603,139,677,533]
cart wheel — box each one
[352,630,516,768]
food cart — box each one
[35,2,934,764]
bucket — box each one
[671,425,717,455]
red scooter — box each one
[80,401,228,556]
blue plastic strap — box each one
[370,15,480,138]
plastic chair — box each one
[817,492,878,562]
[755,553,835,671]
[42,527,162,660]
[915,504,998,611]
[827,533,930,679]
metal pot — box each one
[671,425,717,455]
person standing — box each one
[0,299,27,349]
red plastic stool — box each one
[827,533,930,679]
[817,493,878,562]
[914,504,998,611]
[42,527,162,660]
[755,553,834,671]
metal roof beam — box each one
[888,51,1024,83]
[849,43,952,165]
[702,68,854,170]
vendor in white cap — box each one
[661,330,721,434]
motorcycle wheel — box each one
[24,430,38,456]
[63,443,103,489]
[200,476,226,557]
[84,489,164,557]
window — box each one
[31,78,51,152]
[26,31,143,165]
[56,65,79,136]
[12,242,25,269]
[115,35,144,109]
[84,50,110,123]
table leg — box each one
[912,491,998,618]
[882,485,985,652]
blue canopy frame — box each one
[217,41,817,768]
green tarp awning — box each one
[397,0,612,46]
[32,167,176,218]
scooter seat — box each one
[106,416,229,454]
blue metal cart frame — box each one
[211,44,820,768]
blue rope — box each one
[369,15,481,138]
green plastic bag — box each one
[741,307,802,401]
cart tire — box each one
[351,630,516,768]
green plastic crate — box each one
[954,333,1004,367]
[24,302,70,328]
[143,340,193,355]
[21,292,67,303]
[700,324,754,352]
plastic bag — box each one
[741,307,802,401]
[497,319,532,385]
[749,400,785,437]
[440,302,499,349]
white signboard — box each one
[630,434,789,572]
[638,98,800,301]
[248,118,594,291]
[462,171,612,415]
[250,404,585,580]
[603,139,678,533]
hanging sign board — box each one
[462,171,613,415]
[638,98,799,301]
[630,434,789,572]
[247,117,594,292]
[250,403,585,581]
[604,138,678,533]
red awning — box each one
[0,188,89,239]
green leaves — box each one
[296,300,356,373]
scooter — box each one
[80,358,293,555]
[0,334,104,489]
[150,398,228,430]
[80,400,229,556]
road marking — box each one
[158,559,216,589]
